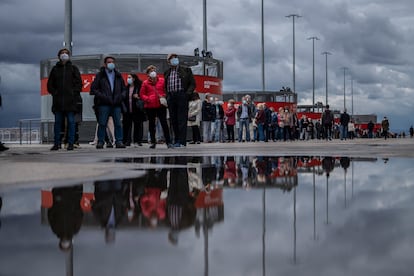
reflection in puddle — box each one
[1,156,414,276]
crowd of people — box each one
[42,47,402,151]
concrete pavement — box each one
[1,138,413,189]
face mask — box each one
[127,78,133,85]
[149,71,157,78]
[209,97,213,101]
[60,53,69,61]
[107,62,115,70]
[242,100,247,104]
[170,57,179,66]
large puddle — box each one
[1,156,413,276]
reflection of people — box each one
[164,53,196,147]
[322,157,335,177]
[91,180,127,243]
[167,157,196,245]
[90,56,127,149]
[47,185,84,251]
[340,157,350,171]
[140,168,168,228]
[47,48,82,151]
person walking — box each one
[47,48,82,151]
[188,92,202,144]
[140,65,173,149]
[90,55,127,149]
[164,53,196,147]
[122,73,145,147]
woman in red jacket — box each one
[140,65,173,149]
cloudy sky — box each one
[0,0,414,131]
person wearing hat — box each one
[47,48,82,151]
[164,53,196,147]
[90,55,127,149]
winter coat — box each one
[164,66,196,100]
[188,99,202,127]
[224,106,236,126]
[202,100,216,121]
[47,61,82,113]
[140,77,166,109]
[90,67,126,107]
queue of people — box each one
[44,48,399,151]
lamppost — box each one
[286,14,301,93]
[64,0,73,52]
[261,0,265,92]
[341,67,348,111]
[321,52,331,107]
[202,0,207,75]
[308,37,319,111]
[351,76,354,116]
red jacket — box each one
[139,77,166,109]
[225,107,236,126]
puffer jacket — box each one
[140,77,166,109]
[90,67,126,107]
[47,61,82,113]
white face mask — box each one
[127,78,133,85]
[149,71,157,78]
[60,53,69,61]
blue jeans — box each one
[54,111,75,145]
[97,105,123,144]
[238,119,250,142]
[340,125,348,140]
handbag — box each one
[135,98,144,111]
[188,115,196,121]
[159,96,168,107]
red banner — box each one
[40,73,222,96]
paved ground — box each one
[1,138,413,189]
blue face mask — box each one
[127,78,133,85]
[107,62,115,71]
[170,57,179,66]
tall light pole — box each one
[202,0,207,75]
[261,0,265,92]
[351,76,354,116]
[64,0,73,53]
[286,14,301,93]
[321,52,331,107]
[342,67,348,111]
[308,37,319,111]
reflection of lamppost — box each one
[341,67,348,111]
[286,14,301,93]
[321,52,331,106]
[308,37,319,112]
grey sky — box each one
[0,0,413,131]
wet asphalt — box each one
[1,138,413,189]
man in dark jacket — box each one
[339,109,350,140]
[90,56,127,149]
[321,104,334,141]
[164,53,196,147]
[47,48,82,151]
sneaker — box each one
[50,145,60,151]
[167,143,174,149]
[0,143,9,152]
[174,143,186,148]
[150,143,156,149]
[115,143,126,148]
[138,143,143,146]
[96,143,104,149]
[67,144,74,151]
[106,143,113,148]
[89,141,96,145]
